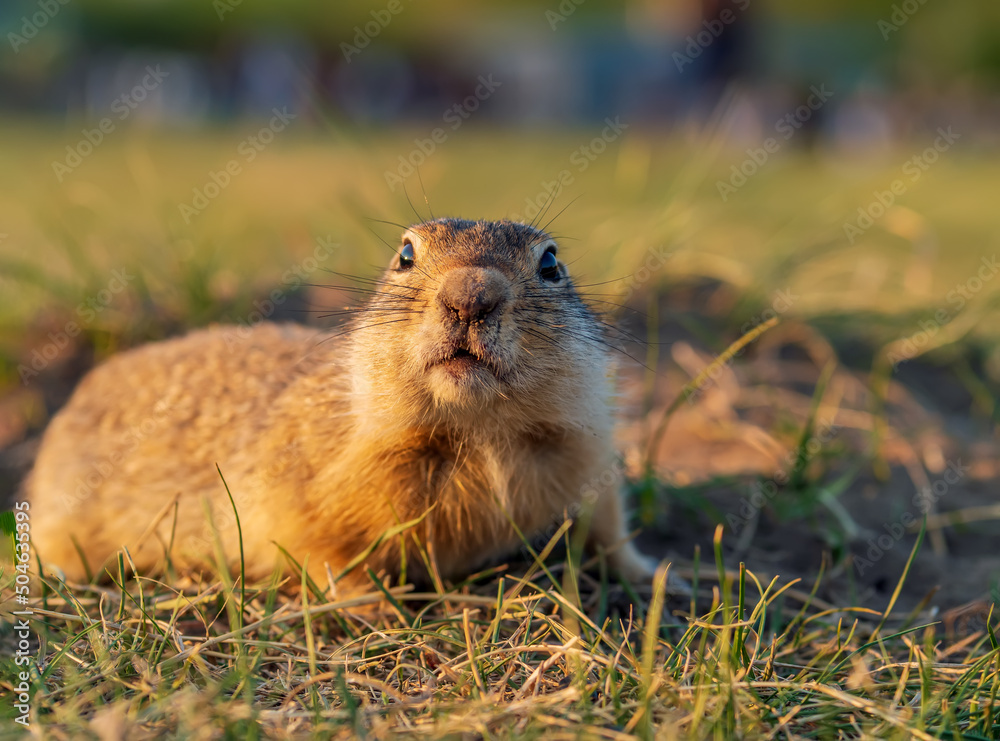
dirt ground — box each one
[616,285,1000,633]
[2,282,997,632]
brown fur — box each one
[27,219,655,593]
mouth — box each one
[430,345,498,379]
[423,340,510,404]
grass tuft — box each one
[2,526,997,738]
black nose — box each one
[438,268,508,326]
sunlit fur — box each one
[27,218,655,593]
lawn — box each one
[1,121,998,738]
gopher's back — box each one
[28,323,330,579]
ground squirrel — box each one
[27,218,657,593]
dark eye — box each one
[398,241,415,270]
[539,248,560,282]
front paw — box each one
[610,544,658,581]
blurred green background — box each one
[0,0,998,407]
[0,0,998,631]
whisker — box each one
[361,227,443,288]
[416,168,434,220]
[301,281,416,293]
[363,223,440,287]
[315,308,422,320]
[529,185,559,231]
[300,285,420,301]
[288,306,407,314]
[592,319,647,345]
[530,319,660,374]
[538,194,581,235]
[520,326,567,353]
[571,277,636,288]
[366,217,414,232]
[572,297,647,317]
[320,317,412,342]
[316,269,422,290]
[402,183,424,224]
[366,224,403,258]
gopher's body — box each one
[28,219,653,591]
